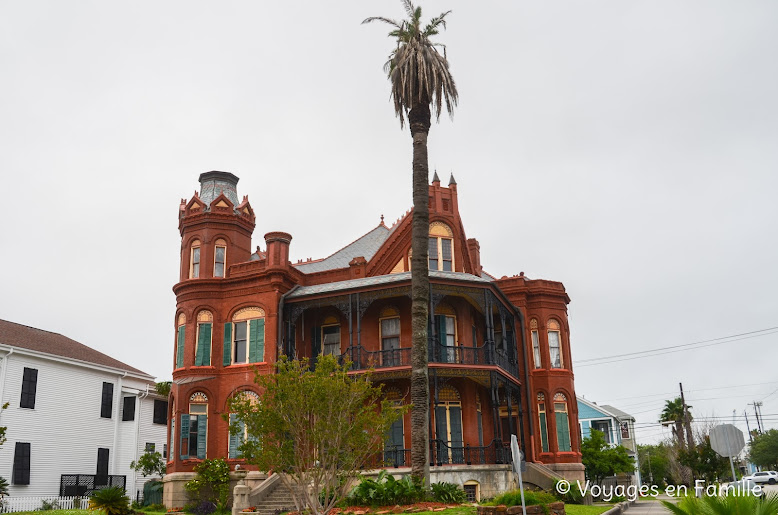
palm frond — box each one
[362,16,402,29]
[402,0,416,19]
[424,11,451,36]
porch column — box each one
[507,390,515,437]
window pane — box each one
[441,239,452,271]
[428,238,438,270]
[214,262,224,277]
[531,331,542,368]
[381,318,400,337]
[549,331,562,368]
[382,336,400,351]
[234,321,247,363]
[215,247,225,262]
[192,248,200,263]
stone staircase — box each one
[250,475,300,515]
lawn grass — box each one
[564,506,611,515]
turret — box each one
[178,171,255,282]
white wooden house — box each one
[0,319,168,500]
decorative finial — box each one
[380,214,385,225]
[449,173,457,186]
[432,171,440,184]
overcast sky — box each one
[1,1,776,446]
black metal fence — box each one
[59,475,126,497]
[374,439,512,468]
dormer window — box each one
[429,222,454,272]
[214,239,226,278]
[190,240,201,278]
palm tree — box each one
[660,397,688,449]
[364,0,458,486]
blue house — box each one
[577,397,641,486]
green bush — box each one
[89,486,131,515]
[486,489,558,508]
[553,479,583,505]
[0,476,8,498]
[346,470,425,506]
[184,458,231,510]
[39,499,60,510]
[663,492,778,515]
[430,482,467,504]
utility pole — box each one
[745,410,753,443]
[756,401,764,432]
[751,402,764,433]
[680,383,694,447]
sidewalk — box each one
[621,500,669,514]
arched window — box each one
[499,394,519,440]
[537,393,549,453]
[321,315,341,357]
[435,386,463,464]
[226,308,266,365]
[181,392,208,460]
[475,392,484,446]
[195,311,213,366]
[214,238,227,278]
[228,391,259,459]
[190,240,201,278]
[175,314,186,369]
[530,319,542,369]
[554,393,572,452]
[380,307,401,366]
[383,388,405,466]
[548,319,563,369]
[434,304,457,363]
[429,222,454,271]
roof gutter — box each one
[0,347,13,423]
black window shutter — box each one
[101,383,114,418]
[96,448,110,485]
[13,442,31,485]
[153,399,168,425]
[20,368,38,409]
[122,396,136,421]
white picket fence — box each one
[0,496,84,513]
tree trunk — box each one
[409,102,431,486]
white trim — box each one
[0,344,154,382]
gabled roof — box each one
[0,319,152,378]
[577,396,623,421]
[293,224,394,274]
[601,405,635,422]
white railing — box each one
[1,496,85,513]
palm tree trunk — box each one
[409,102,431,486]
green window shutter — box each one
[196,323,212,366]
[176,326,185,369]
[180,414,190,460]
[223,323,233,367]
[539,413,549,452]
[249,319,265,363]
[556,412,571,452]
[171,416,176,459]
[197,414,208,459]
[228,414,240,459]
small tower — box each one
[178,171,255,282]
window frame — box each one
[190,240,201,279]
[12,442,31,485]
[548,320,564,369]
[531,329,542,369]
[213,239,227,278]
[153,399,169,425]
[428,223,455,271]
[229,308,266,365]
[122,396,136,421]
[321,324,341,357]
[538,393,549,453]
[554,393,572,452]
[195,311,213,367]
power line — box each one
[576,329,778,367]
[577,326,778,363]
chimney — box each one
[467,238,481,275]
[264,232,293,268]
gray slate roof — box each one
[287,270,491,299]
[601,405,635,421]
[293,225,393,274]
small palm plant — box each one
[662,492,778,515]
[0,475,9,497]
[88,486,130,515]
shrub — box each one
[89,486,131,515]
[430,482,467,504]
[486,489,558,508]
[552,479,583,505]
[184,458,231,510]
[191,501,217,515]
[346,470,425,506]
[0,476,8,498]
[663,492,778,515]
[40,499,60,510]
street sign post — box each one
[510,435,527,515]
[710,424,746,482]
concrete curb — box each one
[599,500,632,514]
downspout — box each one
[112,371,128,474]
[277,286,300,359]
[514,308,534,438]
[132,384,151,498]
[0,348,14,420]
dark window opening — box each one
[100,383,114,418]
[13,442,31,485]
[122,396,136,421]
[153,399,168,425]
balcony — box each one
[339,338,519,379]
